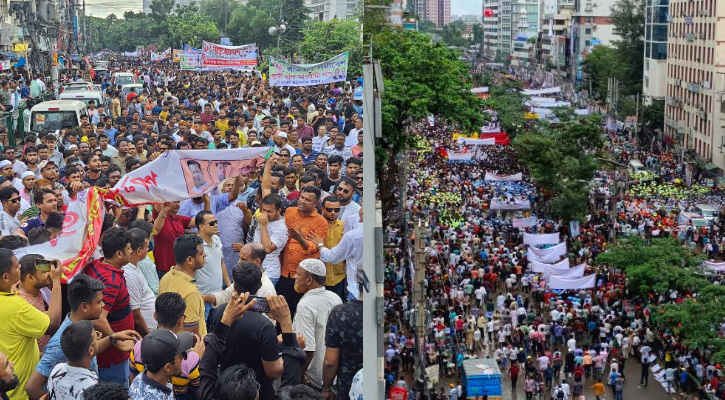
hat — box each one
[0,160,11,169]
[68,144,78,150]
[39,160,56,170]
[21,171,35,180]
[299,259,326,277]
[276,131,287,139]
[141,329,194,370]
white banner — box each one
[447,152,473,161]
[490,198,531,210]
[512,216,537,228]
[531,257,570,273]
[544,264,586,279]
[202,41,258,70]
[109,147,270,205]
[485,172,523,181]
[703,261,725,272]
[269,52,349,87]
[523,232,560,246]
[122,51,139,57]
[463,138,496,146]
[0,60,11,71]
[527,242,567,263]
[548,274,597,290]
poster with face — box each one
[181,159,213,197]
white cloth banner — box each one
[485,172,523,181]
[512,217,537,228]
[527,242,567,263]
[523,232,560,246]
[122,51,139,57]
[447,152,472,161]
[110,147,270,205]
[544,264,586,279]
[703,261,725,272]
[0,60,11,71]
[269,52,349,87]
[548,274,597,290]
[463,138,496,146]
[490,198,530,210]
[531,258,570,273]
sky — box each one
[451,0,482,16]
[84,0,142,18]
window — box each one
[585,28,591,34]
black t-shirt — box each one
[325,300,363,400]
[84,173,107,187]
[321,175,342,193]
[213,303,280,400]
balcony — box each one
[687,82,701,93]
[685,33,695,41]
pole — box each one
[413,224,431,398]
[82,0,86,54]
[362,39,385,400]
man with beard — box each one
[0,350,19,400]
[318,196,346,300]
[13,255,57,353]
[0,249,63,400]
[21,147,40,179]
[333,178,360,222]
[82,155,106,187]
[110,138,130,175]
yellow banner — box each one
[172,49,181,62]
[13,43,28,53]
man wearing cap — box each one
[0,160,16,188]
[273,132,296,156]
[128,329,194,400]
[292,258,342,389]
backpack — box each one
[555,388,565,400]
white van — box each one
[58,90,104,109]
[111,72,137,87]
[628,159,646,173]
[695,204,718,221]
[29,100,88,134]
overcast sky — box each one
[452,0,482,16]
[85,0,142,18]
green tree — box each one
[514,112,604,221]
[200,0,241,36]
[642,99,664,131]
[299,20,362,75]
[582,45,621,101]
[226,0,308,57]
[595,237,705,296]
[483,83,526,138]
[610,0,645,96]
[440,20,470,48]
[149,0,176,23]
[160,13,220,49]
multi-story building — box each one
[666,0,721,171]
[413,0,450,27]
[570,0,618,82]
[642,0,668,105]
[482,0,502,60]
[305,0,359,21]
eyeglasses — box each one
[354,177,363,181]
[336,188,351,194]
[208,221,218,226]
[325,207,341,213]
[7,198,20,204]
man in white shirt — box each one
[122,228,158,336]
[292,258,342,387]
[195,210,231,323]
[0,186,22,236]
[346,118,362,147]
[254,193,289,285]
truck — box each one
[678,211,709,229]
[462,358,502,400]
[28,100,88,136]
[695,204,718,221]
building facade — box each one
[305,0,359,21]
[642,0,668,104]
[665,0,720,170]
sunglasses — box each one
[208,221,218,226]
[336,188,351,194]
[7,198,20,204]
[325,207,341,213]
[354,177,363,181]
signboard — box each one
[221,37,230,45]
[172,49,182,62]
[269,52,348,87]
[201,41,257,70]
[180,52,202,70]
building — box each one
[570,0,618,82]
[413,0,450,27]
[665,0,721,172]
[301,0,360,21]
[642,0,668,104]
[510,0,540,68]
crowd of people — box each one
[0,64,364,400]
[384,114,725,400]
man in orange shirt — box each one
[277,185,327,317]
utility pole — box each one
[82,0,86,54]
[413,224,431,399]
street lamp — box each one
[268,23,287,58]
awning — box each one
[703,162,719,171]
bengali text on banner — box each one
[269,52,349,87]
[201,41,258,70]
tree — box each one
[299,20,362,75]
[440,20,470,48]
[514,112,604,221]
[200,0,241,36]
[226,0,309,57]
[642,100,664,131]
[149,0,176,23]
[594,237,705,297]
[160,13,220,49]
[483,83,526,138]
[582,45,621,101]
[610,0,645,96]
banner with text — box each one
[172,49,182,62]
[523,232,560,246]
[269,52,349,87]
[527,241,567,263]
[201,41,258,70]
[543,264,586,279]
[512,216,537,228]
[530,257,570,273]
[14,188,105,283]
[106,147,270,205]
[180,52,203,70]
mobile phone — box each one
[246,295,270,313]
[35,259,53,272]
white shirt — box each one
[122,263,158,330]
[292,287,342,386]
[48,363,98,400]
[100,145,118,157]
[0,210,20,236]
[338,201,361,222]
[198,235,224,294]
[320,226,363,299]
[346,128,361,147]
[253,218,288,280]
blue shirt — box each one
[36,315,98,378]
[104,127,118,145]
[129,371,174,400]
[19,216,44,235]
[178,194,231,219]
